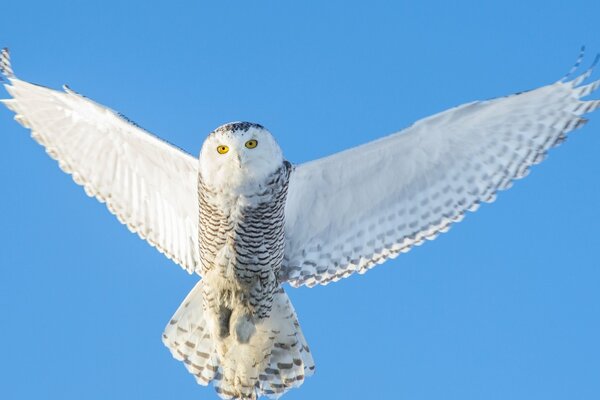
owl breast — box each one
[198,161,291,321]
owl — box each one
[2,48,599,399]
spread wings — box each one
[1,49,201,273]
[282,59,600,288]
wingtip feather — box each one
[0,98,18,112]
[561,46,586,82]
[0,48,15,79]
[571,52,599,87]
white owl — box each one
[2,48,599,399]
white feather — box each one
[282,73,600,287]
[2,77,201,273]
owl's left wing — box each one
[1,49,201,273]
[281,63,600,288]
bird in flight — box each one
[1,48,599,399]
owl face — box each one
[198,122,284,190]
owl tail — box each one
[162,281,221,386]
[162,281,315,400]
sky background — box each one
[1,1,600,399]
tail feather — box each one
[257,291,315,398]
[162,281,221,385]
[163,282,314,399]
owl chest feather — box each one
[197,163,290,317]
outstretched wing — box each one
[1,49,201,273]
[282,59,600,288]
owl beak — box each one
[235,153,242,168]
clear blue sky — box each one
[1,1,599,399]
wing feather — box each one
[282,65,600,287]
[1,51,200,273]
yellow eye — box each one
[245,139,258,149]
[217,145,229,154]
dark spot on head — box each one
[212,122,264,135]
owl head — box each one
[198,122,284,190]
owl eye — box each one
[245,139,258,149]
[217,145,229,154]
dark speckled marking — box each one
[0,48,14,79]
[212,121,264,135]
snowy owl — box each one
[2,47,600,399]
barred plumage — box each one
[0,48,14,79]
[198,158,290,319]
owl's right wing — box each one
[1,49,201,273]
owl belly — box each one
[202,241,279,342]
[199,205,284,352]
[198,239,279,384]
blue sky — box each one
[1,1,600,399]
